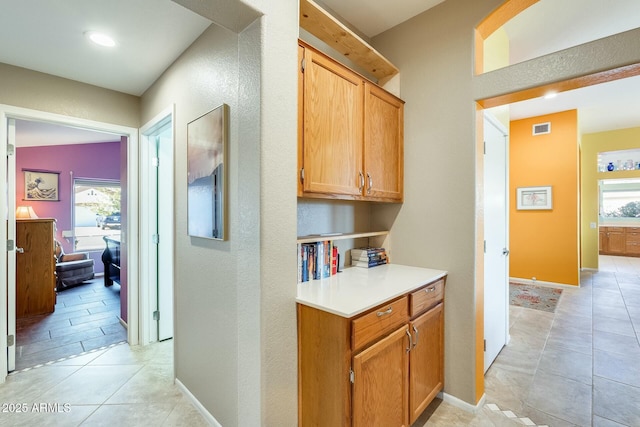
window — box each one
[599,179,640,221]
[73,179,121,251]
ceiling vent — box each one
[532,122,551,135]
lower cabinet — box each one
[600,226,640,256]
[298,277,445,426]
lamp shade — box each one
[15,206,38,219]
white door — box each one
[6,119,17,372]
[140,110,174,343]
[484,113,509,372]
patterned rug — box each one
[509,282,562,312]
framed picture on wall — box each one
[187,103,228,240]
[23,169,60,201]
[516,186,552,210]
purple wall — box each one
[16,142,121,273]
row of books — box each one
[297,241,339,283]
[350,247,388,268]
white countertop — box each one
[296,264,447,318]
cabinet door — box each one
[352,325,409,427]
[409,302,444,425]
[599,228,606,253]
[302,47,363,197]
[364,83,404,202]
[608,229,625,254]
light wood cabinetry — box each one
[599,226,640,256]
[16,219,56,317]
[298,41,404,202]
[297,276,445,426]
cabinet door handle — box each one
[366,172,372,194]
[16,247,24,254]
[358,172,364,192]
[376,306,392,317]
[412,325,419,349]
[425,286,436,293]
[406,328,412,353]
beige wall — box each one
[0,63,140,127]
[141,0,298,425]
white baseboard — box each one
[441,392,486,414]
[509,277,580,289]
[175,378,220,426]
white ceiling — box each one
[2,0,640,145]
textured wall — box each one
[0,63,139,128]
[141,0,298,424]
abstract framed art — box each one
[516,186,552,210]
[187,103,228,240]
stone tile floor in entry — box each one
[413,255,640,426]
[0,339,207,426]
[15,278,126,371]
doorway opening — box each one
[2,106,139,381]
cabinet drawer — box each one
[410,279,445,317]
[627,231,640,242]
[608,227,625,232]
[352,296,408,351]
[627,241,640,254]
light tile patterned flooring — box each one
[3,255,640,426]
[0,339,208,426]
[413,254,640,426]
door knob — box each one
[502,248,510,256]
[16,247,24,253]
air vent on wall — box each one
[532,122,551,135]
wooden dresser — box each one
[16,218,56,317]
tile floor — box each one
[0,339,207,426]
[3,255,639,426]
[15,279,126,371]
[414,254,640,426]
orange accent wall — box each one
[510,110,580,286]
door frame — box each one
[0,104,139,383]
[139,105,175,345]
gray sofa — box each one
[54,240,95,290]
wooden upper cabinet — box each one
[364,83,404,202]
[301,44,363,197]
[299,41,403,202]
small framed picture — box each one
[23,169,60,201]
[516,186,552,210]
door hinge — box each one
[483,141,486,155]
[152,234,160,244]
[153,311,160,321]
[484,339,486,352]
[301,57,306,72]
[300,168,305,184]
[152,157,159,167]
[7,144,15,156]
[7,240,14,251]
[483,240,486,253]
[7,335,14,347]
[349,368,354,384]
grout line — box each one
[9,341,127,376]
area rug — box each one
[509,282,562,312]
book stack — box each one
[297,241,339,283]
[350,247,388,268]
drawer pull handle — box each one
[425,286,436,293]
[412,325,419,349]
[377,307,393,317]
[406,329,412,353]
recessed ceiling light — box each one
[85,31,116,47]
[544,92,557,100]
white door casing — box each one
[0,105,139,381]
[483,113,510,372]
[140,106,174,344]
[6,119,17,373]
